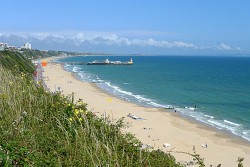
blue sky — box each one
[1,0,250,54]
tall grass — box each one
[0,63,180,166]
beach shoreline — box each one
[42,56,250,166]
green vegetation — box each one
[21,49,89,59]
[21,49,61,59]
[0,51,181,166]
[0,51,34,74]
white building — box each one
[21,43,32,50]
[0,43,9,50]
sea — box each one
[57,55,250,142]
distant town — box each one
[0,42,32,51]
[0,42,71,59]
[0,42,105,59]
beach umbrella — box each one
[41,61,48,67]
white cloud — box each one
[0,31,242,52]
[78,35,200,49]
[217,43,241,51]
[45,32,200,49]
[173,41,198,49]
[218,43,233,50]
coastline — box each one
[43,56,250,166]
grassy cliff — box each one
[0,51,181,166]
[0,51,34,74]
[21,49,63,59]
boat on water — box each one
[87,58,133,65]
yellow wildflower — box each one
[76,101,83,106]
[69,118,73,122]
[74,109,79,115]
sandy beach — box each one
[42,57,250,167]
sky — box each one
[0,0,250,55]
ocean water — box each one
[57,55,250,142]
